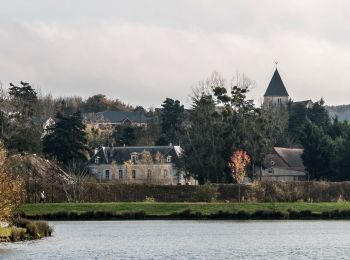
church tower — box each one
[263,68,289,106]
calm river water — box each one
[1,220,350,259]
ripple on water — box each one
[1,220,350,259]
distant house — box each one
[83,111,147,128]
[256,147,307,181]
[88,145,196,185]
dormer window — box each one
[95,156,100,164]
[166,156,172,163]
[131,153,138,163]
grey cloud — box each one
[0,1,350,107]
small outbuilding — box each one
[256,147,307,181]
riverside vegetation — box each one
[2,73,350,229]
[18,202,350,221]
[0,142,53,242]
[0,218,53,242]
[17,181,350,221]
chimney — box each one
[169,143,173,147]
[94,148,98,155]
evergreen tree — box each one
[180,72,270,183]
[43,111,88,165]
[288,102,307,141]
[115,126,137,146]
[212,76,271,180]
[307,99,331,131]
[4,82,42,153]
[180,94,226,183]
[157,98,185,145]
[300,119,335,180]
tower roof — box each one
[264,69,289,97]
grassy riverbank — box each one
[19,202,350,218]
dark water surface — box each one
[1,220,350,259]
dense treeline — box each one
[295,104,350,181]
[0,73,349,183]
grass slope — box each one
[19,202,350,216]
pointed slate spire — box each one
[264,69,289,97]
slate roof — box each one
[264,69,289,97]
[89,145,181,165]
[84,111,146,124]
[292,100,313,107]
[274,147,304,170]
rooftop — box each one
[264,69,289,97]
[274,147,304,169]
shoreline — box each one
[19,202,350,221]
[21,210,350,221]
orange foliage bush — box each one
[228,150,251,184]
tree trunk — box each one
[238,183,241,203]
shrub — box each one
[80,211,95,220]
[68,212,79,220]
[209,210,233,219]
[9,218,52,241]
[12,218,31,228]
[45,211,69,220]
[193,183,219,202]
[36,221,53,237]
[121,211,147,220]
[170,209,193,218]
[237,211,251,219]
[9,227,23,242]
[26,222,39,239]
[133,211,147,219]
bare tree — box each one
[65,162,90,202]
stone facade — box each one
[263,95,289,106]
[88,145,196,185]
[89,162,182,185]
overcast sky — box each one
[0,0,349,107]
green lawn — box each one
[19,202,350,216]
